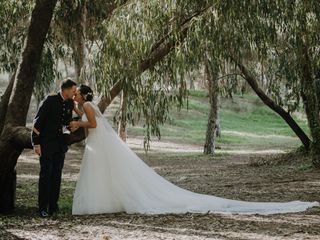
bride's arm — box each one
[69,102,97,131]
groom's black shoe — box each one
[48,209,59,217]
[39,210,49,218]
[48,206,59,216]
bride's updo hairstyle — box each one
[79,84,94,102]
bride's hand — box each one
[69,121,80,132]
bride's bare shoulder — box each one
[83,102,95,114]
[83,101,94,109]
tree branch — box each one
[231,56,311,150]
[97,5,212,113]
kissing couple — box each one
[31,78,319,218]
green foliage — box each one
[166,0,320,114]
[1,0,319,150]
[0,1,33,73]
[93,1,207,147]
[33,45,56,104]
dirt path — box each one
[1,139,320,240]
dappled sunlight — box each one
[223,130,296,140]
[126,137,203,153]
[127,137,287,155]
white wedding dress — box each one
[72,102,319,215]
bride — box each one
[69,84,319,215]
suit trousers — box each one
[38,151,65,213]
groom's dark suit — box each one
[31,92,73,214]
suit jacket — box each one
[32,92,74,156]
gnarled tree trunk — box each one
[0,0,57,213]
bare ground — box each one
[1,140,320,240]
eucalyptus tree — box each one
[1,0,319,213]
[203,55,220,154]
[93,0,213,148]
[53,0,129,83]
[0,0,123,212]
[117,90,129,141]
[156,1,318,161]
[0,0,213,212]
[74,0,316,154]
[0,1,32,133]
[0,0,57,213]
[123,0,318,160]
[216,1,320,166]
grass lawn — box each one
[128,90,309,150]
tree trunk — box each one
[0,73,15,134]
[117,90,128,142]
[0,0,57,213]
[300,45,320,167]
[189,75,195,90]
[72,0,87,83]
[203,58,219,155]
[232,57,311,151]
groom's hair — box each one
[60,78,77,90]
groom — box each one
[31,78,77,217]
